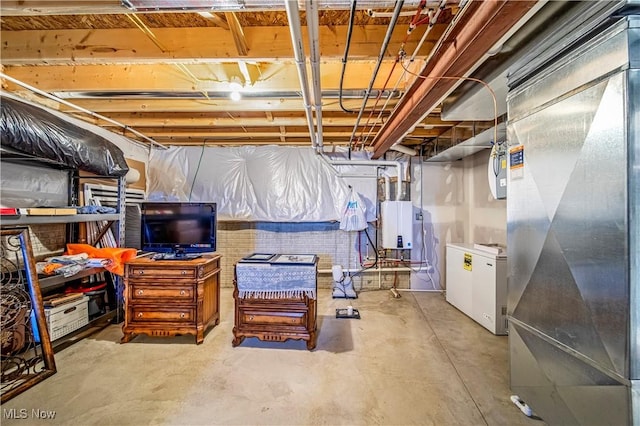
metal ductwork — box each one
[506,4,639,424]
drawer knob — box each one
[180,290,186,295]
[137,290,144,295]
[249,315,254,321]
[180,313,185,318]
[137,313,143,318]
[137,270,144,275]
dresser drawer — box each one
[240,308,307,327]
[130,284,195,302]
[128,266,196,279]
[129,307,195,323]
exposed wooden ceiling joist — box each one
[224,12,248,56]
[2,61,417,93]
[0,2,539,152]
[0,25,437,65]
[371,0,539,158]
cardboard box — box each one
[32,296,89,341]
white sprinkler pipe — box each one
[306,0,324,151]
[322,157,404,201]
[284,0,317,149]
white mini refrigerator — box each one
[445,243,507,335]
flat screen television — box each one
[141,202,216,256]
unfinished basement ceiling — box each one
[0,0,540,158]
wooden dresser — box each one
[232,256,317,350]
[121,254,221,344]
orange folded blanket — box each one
[66,244,137,276]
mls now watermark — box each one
[3,408,56,420]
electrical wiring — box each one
[349,225,379,282]
[348,0,405,153]
[398,58,499,149]
[188,139,207,201]
[355,1,434,150]
[492,145,502,178]
[357,229,363,266]
[339,0,358,114]
[360,0,448,148]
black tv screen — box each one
[141,202,216,255]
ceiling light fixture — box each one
[229,76,243,101]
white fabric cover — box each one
[235,262,317,299]
[147,145,377,222]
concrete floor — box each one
[1,288,545,425]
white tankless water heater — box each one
[381,200,413,249]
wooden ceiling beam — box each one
[147,139,329,147]
[1,25,432,64]
[0,1,125,15]
[224,12,248,56]
[53,98,399,113]
[200,13,229,30]
[372,0,538,158]
[95,115,387,128]
[2,61,415,92]
[134,130,367,138]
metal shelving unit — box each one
[0,152,126,352]
[0,214,120,226]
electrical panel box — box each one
[381,201,413,249]
[488,144,508,200]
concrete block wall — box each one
[0,225,65,287]
[28,224,66,261]
[216,221,411,290]
[13,221,410,293]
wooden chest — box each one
[121,254,221,344]
[232,258,317,350]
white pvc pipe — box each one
[389,144,417,156]
[384,175,391,201]
[319,266,431,273]
[284,0,317,149]
[338,174,379,178]
[306,0,324,151]
[324,158,403,201]
[397,288,444,293]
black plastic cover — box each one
[1,96,129,176]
